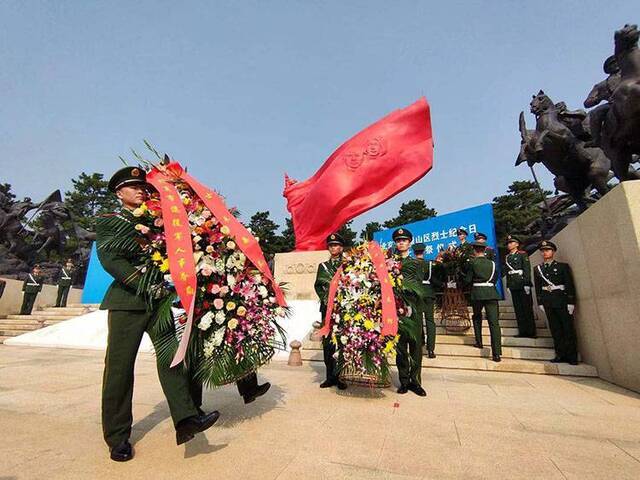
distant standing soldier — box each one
[504,235,536,338]
[0,278,6,300]
[455,227,473,260]
[55,258,75,308]
[412,243,444,358]
[393,228,427,396]
[464,242,502,362]
[533,240,578,365]
[20,264,44,315]
[314,233,347,390]
[473,232,496,260]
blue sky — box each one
[1,1,636,235]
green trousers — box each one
[102,310,198,448]
[396,329,423,387]
[20,293,37,315]
[510,288,536,337]
[543,303,578,363]
[422,299,436,352]
[56,286,70,308]
[471,300,502,356]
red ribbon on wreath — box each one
[147,161,287,368]
[317,241,398,338]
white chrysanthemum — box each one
[198,312,214,331]
[214,311,226,325]
[211,327,225,347]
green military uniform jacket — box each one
[96,209,147,311]
[58,267,74,288]
[314,256,342,316]
[484,247,496,261]
[464,256,500,301]
[398,255,423,333]
[457,242,474,261]
[504,251,532,290]
[416,258,444,300]
[22,274,44,294]
[533,261,576,308]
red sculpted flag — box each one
[283,97,434,251]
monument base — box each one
[530,180,640,393]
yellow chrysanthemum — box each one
[363,319,374,330]
[159,259,170,272]
[151,251,163,262]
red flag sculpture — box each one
[283,97,434,251]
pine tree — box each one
[383,199,437,228]
[64,173,119,231]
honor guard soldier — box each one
[314,233,347,390]
[473,232,496,261]
[464,241,502,362]
[456,227,473,260]
[20,265,44,315]
[533,241,578,365]
[412,243,444,358]
[393,228,426,396]
[504,235,536,338]
[55,258,75,308]
[97,167,219,462]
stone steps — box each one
[0,304,98,344]
[435,326,552,337]
[437,334,554,348]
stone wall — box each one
[0,277,83,316]
[273,250,329,301]
[530,180,640,392]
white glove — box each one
[524,286,531,295]
[447,281,457,289]
[567,304,575,315]
[538,305,545,312]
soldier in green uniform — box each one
[314,233,347,390]
[97,167,219,462]
[20,265,44,315]
[455,228,473,260]
[55,259,75,308]
[474,232,496,261]
[412,243,443,358]
[464,241,502,362]
[504,235,536,338]
[393,228,427,397]
[533,240,578,365]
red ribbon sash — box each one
[317,241,398,338]
[147,161,287,367]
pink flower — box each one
[213,298,224,310]
[200,264,214,276]
[154,218,164,227]
[210,284,221,295]
[220,286,230,296]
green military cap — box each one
[506,234,521,244]
[108,166,147,193]
[392,227,413,242]
[538,240,557,251]
[456,227,468,236]
[474,232,488,241]
[470,240,487,249]
[326,232,345,246]
[412,242,426,254]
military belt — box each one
[542,285,565,291]
[507,269,523,275]
[422,280,431,285]
[473,282,495,287]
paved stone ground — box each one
[1,346,640,480]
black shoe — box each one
[473,343,483,349]
[175,411,220,445]
[550,357,563,363]
[492,355,501,362]
[110,440,133,462]
[408,384,427,397]
[397,385,409,394]
[568,360,579,366]
[320,379,336,389]
[336,380,348,390]
[243,382,271,404]
[428,351,436,359]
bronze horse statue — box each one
[597,24,640,181]
[516,90,611,211]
